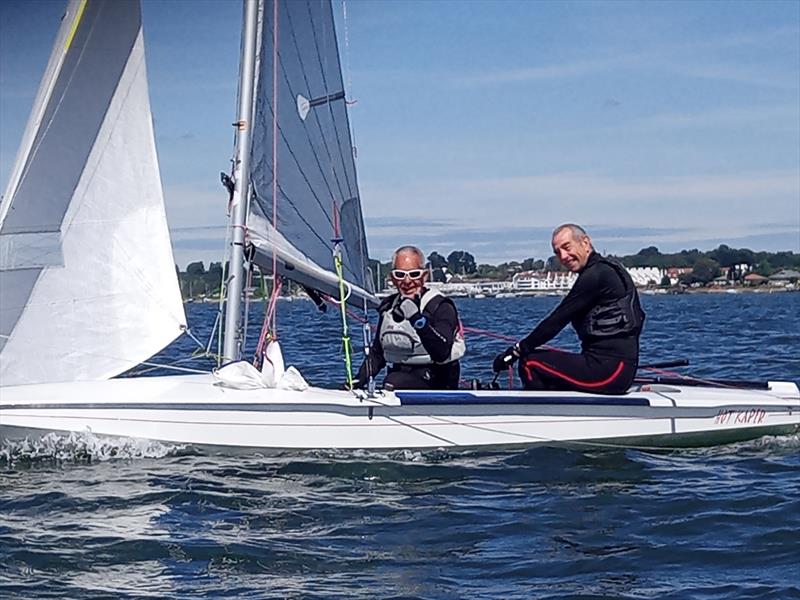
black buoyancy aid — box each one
[580,257,646,338]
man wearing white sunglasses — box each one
[353,246,466,390]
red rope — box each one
[321,298,562,351]
[322,295,371,324]
[461,325,562,353]
[461,325,515,342]
[637,365,737,388]
[332,200,340,238]
[254,278,282,367]
[270,0,279,336]
[316,296,730,390]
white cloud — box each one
[632,105,800,130]
[446,25,799,90]
[163,168,799,267]
[449,56,634,87]
[660,62,799,90]
[365,221,800,265]
[360,169,799,259]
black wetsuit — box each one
[355,291,461,390]
[517,252,644,394]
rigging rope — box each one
[270,0,279,341]
[241,248,255,354]
[121,356,213,377]
[342,0,354,108]
[330,194,355,389]
[254,275,282,368]
[333,245,355,389]
[318,295,751,390]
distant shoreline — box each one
[448,286,798,300]
[679,286,797,294]
[181,286,797,303]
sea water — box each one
[2,293,799,599]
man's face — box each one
[552,229,593,272]
[390,251,428,298]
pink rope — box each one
[461,325,515,343]
[317,296,726,390]
[332,200,340,238]
[323,295,370,324]
[461,325,561,352]
[321,298,563,351]
[254,278,282,367]
[637,365,737,388]
[270,0,279,335]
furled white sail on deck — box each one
[0,0,185,385]
[247,0,376,306]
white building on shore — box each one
[512,271,579,291]
[626,266,665,286]
[513,265,666,291]
[412,263,713,298]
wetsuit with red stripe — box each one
[517,252,643,394]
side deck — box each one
[1,377,798,450]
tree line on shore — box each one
[370,244,799,285]
[178,245,799,298]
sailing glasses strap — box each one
[391,269,425,280]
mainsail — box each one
[246,0,375,306]
[0,0,186,385]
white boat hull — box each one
[1,375,798,450]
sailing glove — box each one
[391,298,423,325]
[492,344,520,372]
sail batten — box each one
[248,0,374,305]
[302,3,357,199]
[292,5,353,206]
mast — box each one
[223,0,260,363]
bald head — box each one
[391,245,425,269]
[390,245,428,297]
[552,223,589,241]
[552,224,594,272]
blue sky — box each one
[1,0,798,268]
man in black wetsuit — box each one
[352,246,465,390]
[492,224,644,394]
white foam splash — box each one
[300,447,459,464]
[0,430,186,466]
[750,432,800,451]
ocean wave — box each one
[0,431,187,468]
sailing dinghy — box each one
[1,0,798,451]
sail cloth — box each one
[247,0,376,306]
[0,0,186,386]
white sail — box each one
[247,0,376,307]
[0,0,185,385]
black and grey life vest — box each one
[379,289,466,365]
[579,257,646,338]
